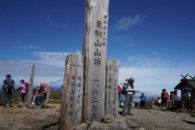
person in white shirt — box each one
[121,77,135,116]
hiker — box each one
[118,84,125,107]
[35,86,44,106]
[140,93,147,109]
[121,77,135,116]
[161,89,169,111]
[2,74,15,108]
[157,97,161,106]
[37,83,51,108]
[17,79,29,103]
[173,90,180,112]
[170,91,175,111]
[185,91,191,112]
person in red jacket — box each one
[161,89,169,111]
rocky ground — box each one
[0,103,195,130]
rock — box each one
[139,127,145,130]
[101,114,114,123]
[42,114,59,130]
[72,123,87,130]
[71,115,144,130]
[126,119,140,129]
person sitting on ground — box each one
[121,77,135,116]
[161,89,169,111]
[2,74,15,108]
[34,85,44,106]
[17,79,29,103]
[140,93,147,109]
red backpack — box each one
[162,92,169,99]
[118,85,122,93]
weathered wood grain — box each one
[105,60,119,116]
[43,91,50,107]
[59,54,83,130]
[82,0,110,121]
[27,65,35,107]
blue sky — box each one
[0,0,195,95]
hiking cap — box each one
[6,74,11,78]
[37,83,41,88]
[130,77,135,81]
[20,79,25,82]
[162,88,166,91]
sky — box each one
[0,0,195,96]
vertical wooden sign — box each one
[105,60,119,116]
[28,65,35,107]
[82,0,110,121]
[59,54,83,130]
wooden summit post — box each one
[59,54,83,130]
[28,65,35,107]
[82,0,110,121]
[105,60,119,116]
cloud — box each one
[120,54,195,95]
[0,59,64,87]
[47,15,69,30]
[128,54,165,67]
[0,50,81,87]
[21,50,81,67]
[119,65,195,96]
[115,15,146,31]
[11,45,41,50]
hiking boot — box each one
[127,113,133,116]
[121,112,126,116]
[119,111,126,116]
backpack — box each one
[127,79,134,86]
[163,92,169,99]
[122,86,128,95]
[5,79,14,93]
[24,83,29,92]
[118,85,122,93]
[170,92,174,100]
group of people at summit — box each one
[2,74,193,114]
[1,74,51,108]
[118,77,193,116]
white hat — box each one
[37,83,41,87]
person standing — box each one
[18,79,29,103]
[173,90,179,112]
[2,74,15,108]
[122,77,135,116]
[185,91,191,112]
[161,89,169,111]
[140,93,147,109]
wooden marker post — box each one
[27,65,35,107]
[59,54,83,130]
[105,60,119,116]
[43,91,51,107]
[82,0,110,121]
